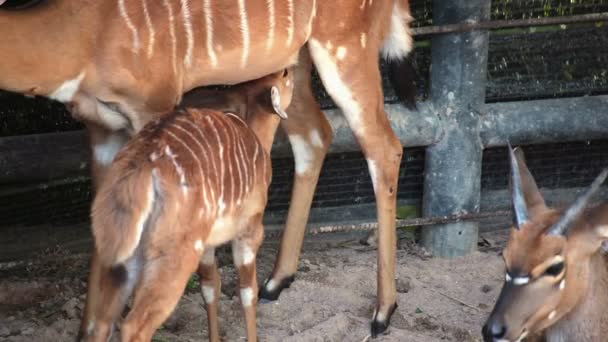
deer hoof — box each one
[370,303,398,338]
[258,275,295,302]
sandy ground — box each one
[0,230,509,342]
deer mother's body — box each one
[0,0,414,334]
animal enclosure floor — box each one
[0,230,509,342]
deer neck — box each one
[546,252,608,341]
[246,110,280,155]
[0,1,99,97]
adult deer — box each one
[81,69,293,342]
[482,145,608,342]
[0,0,415,335]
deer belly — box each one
[205,215,246,246]
[194,48,301,87]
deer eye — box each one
[544,262,564,277]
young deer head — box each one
[80,69,294,342]
[482,145,608,342]
[179,67,294,152]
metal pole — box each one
[421,0,491,257]
[412,12,608,36]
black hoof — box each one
[370,303,398,338]
[258,275,295,302]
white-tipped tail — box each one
[381,2,414,60]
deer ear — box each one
[270,86,288,120]
[513,146,548,219]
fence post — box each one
[420,0,491,257]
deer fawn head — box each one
[482,144,608,342]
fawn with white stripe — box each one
[79,69,293,342]
[482,145,608,342]
[0,0,415,334]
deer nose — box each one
[482,320,508,341]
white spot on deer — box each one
[201,248,215,266]
[325,41,333,51]
[94,132,127,166]
[194,239,204,253]
[381,3,413,60]
[207,216,241,246]
[149,151,159,162]
[559,279,566,290]
[240,287,255,307]
[234,245,255,266]
[118,0,140,52]
[309,129,324,148]
[374,309,386,322]
[180,0,194,67]
[264,278,278,292]
[597,225,608,239]
[367,159,379,193]
[202,285,215,303]
[237,0,250,68]
[308,39,364,135]
[142,0,155,58]
[86,320,95,335]
[266,0,275,54]
[336,46,347,60]
[505,273,512,282]
[513,276,530,285]
[359,0,366,9]
[548,310,557,320]
[203,0,217,68]
[48,71,86,103]
[289,134,315,175]
[360,33,367,48]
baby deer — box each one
[483,144,608,342]
[80,68,294,342]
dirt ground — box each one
[0,229,509,342]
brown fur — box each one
[81,69,293,342]
[1,0,414,332]
[483,149,608,342]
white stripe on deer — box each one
[162,0,178,75]
[203,0,218,68]
[142,0,156,58]
[286,0,294,46]
[237,0,250,69]
[180,0,194,67]
[48,71,86,103]
[266,0,275,54]
[118,0,140,52]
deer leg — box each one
[233,218,265,342]
[308,40,402,337]
[197,247,221,342]
[78,250,102,342]
[79,256,141,342]
[260,50,333,301]
[121,250,199,342]
[78,126,130,340]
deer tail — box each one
[91,168,162,267]
[382,0,418,110]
